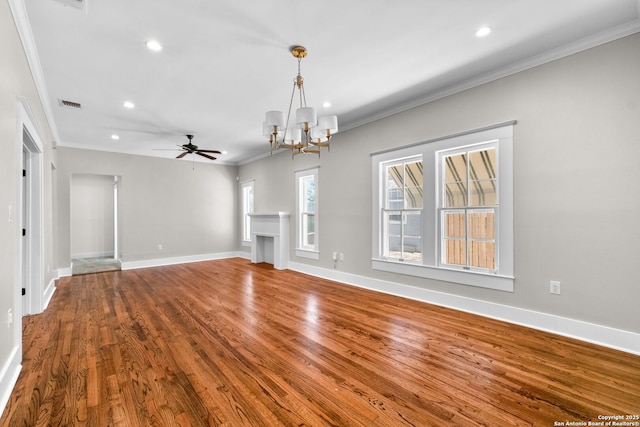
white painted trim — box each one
[57,253,250,275]
[344,20,640,133]
[49,255,640,355]
[295,168,320,256]
[296,249,320,260]
[8,0,61,145]
[288,261,640,356]
[371,259,514,292]
[19,99,46,315]
[0,346,22,419]
[120,252,245,271]
[371,124,515,292]
[70,251,115,259]
[43,279,56,310]
[56,266,72,278]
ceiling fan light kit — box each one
[264,46,338,158]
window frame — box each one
[240,180,254,247]
[371,123,514,292]
[380,155,423,263]
[438,142,498,273]
[295,167,320,259]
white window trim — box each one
[240,179,254,247]
[371,122,515,292]
[295,167,320,260]
[438,141,498,273]
[380,155,423,262]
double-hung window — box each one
[381,157,423,262]
[440,143,497,272]
[296,167,319,259]
[372,123,514,292]
[240,180,254,246]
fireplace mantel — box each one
[248,212,290,270]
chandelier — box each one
[263,46,338,157]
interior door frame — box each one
[18,99,44,317]
[70,174,119,262]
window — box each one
[440,144,497,272]
[372,123,514,292]
[381,157,423,262]
[296,168,319,259]
[240,180,254,246]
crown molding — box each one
[56,142,238,166]
[8,0,61,146]
[344,18,640,133]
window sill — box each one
[371,258,514,292]
[296,249,320,260]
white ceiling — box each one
[22,0,640,164]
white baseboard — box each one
[121,251,245,271]
[289,261,640,356]
[54,254,640,354]
[0,346,22,420]
[70,251,115,260]
[58,252,248,276]
[43,278,56,311]
[57,266,72,278]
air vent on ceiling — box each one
[59,99,82,110]
[53,0,87,13]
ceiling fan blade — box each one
[196,151,217,161]
[154,144,186,151]
[176,151,189,159]
[196,149,222,154]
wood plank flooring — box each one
[1,258,639,426]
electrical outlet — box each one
[550,280,561,295]
[157,244,163,251]
[339,253,344,261]
[332,252,337,261]
[7,309,13,328]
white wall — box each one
[1,0,57,412]
[57,148,239,268]
[239,33,640,336]
[70,174,115,258]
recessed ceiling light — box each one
[111,134,120,140]
[145,40,162,51]
[475,26,492,37]
[222,151,228,155]
[322,101,332,108]
[123,101,135,109]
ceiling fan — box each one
[176,134,221,160]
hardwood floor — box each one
[2,258,639,426]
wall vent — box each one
[59,99,82,110]
[53,0,87,13]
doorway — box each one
[21,127,43,316]
[70,174,121,275]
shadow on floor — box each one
[72,257,121,275]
